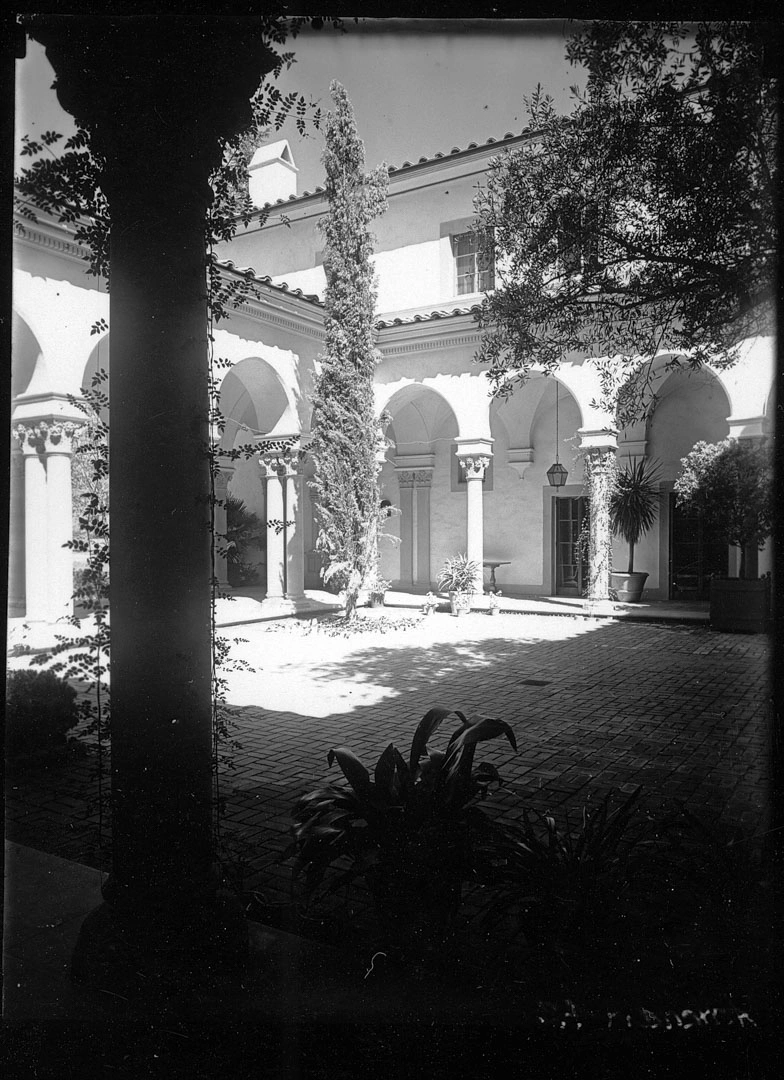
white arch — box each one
[376,372,493,439]
[12,269,109,400]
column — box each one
[579,427,618,602]
[31,16,280,992]
[284,454,307,602]
[460,455,490,594]
[414,470,433,586]
[397,471,416,586]
[8,447,26,617]
[212,464,233,589]
[260,455,286,600]
[14,419,79,622]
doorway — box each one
[554,496,587,596]
[669,494,727,600]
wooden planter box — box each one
[710,578,770,633]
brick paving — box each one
[6,611,772,935]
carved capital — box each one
[258,435,307,477]
[397,470,417,490]
[13,420,80,455]
[459,455,490,480]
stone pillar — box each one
[462,458,488,593]
[579,427,618,603]
[212,464,233,590]
[29,16,280,992]
[284,455,307,602]
[8,446,26,618]
[260,455,287,601]
[415,471,433,586]
[13,419,79,622]
[396,471,416,586]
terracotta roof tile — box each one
[216,259,323,305]
[256,131,525,210]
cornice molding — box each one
[13,218,93,268]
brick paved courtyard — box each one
[7,609,772,898]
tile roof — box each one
[375,305,481,328]
[217,259,323,305]
[255,130,524,210]
[218,263,483,330]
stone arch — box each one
[380,383,461,591]
[218,356,298,590]
[11,311,42,400]
[647,365,731,481]
[375,374,490,440]
[219,356,298,450]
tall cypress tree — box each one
[310,82,388,617]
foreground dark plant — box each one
[287,707,517,960]
[486,787,675,946]
[5,667,79,760]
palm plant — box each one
[437,553,480,595]
[610,458,662,573]
[287,707,516,955]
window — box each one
[452,230,494,295]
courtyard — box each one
[5,605,775,1022]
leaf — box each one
[450,715,517,754]
[327,746,373,798]
[409,706,453,774]
[373,743,411,803]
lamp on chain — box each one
[546,380,568,487]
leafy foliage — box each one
[475,21,778,424]
[287,707,517,951]
[309,82,389,618]
[225,494,263,586]
[437,553,481,595]
[674,438,773,577]
[485,787,677,946]
[610,457,662,573]
[5,667,79,759]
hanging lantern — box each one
[546,461,569,487]
[546,381,568,487]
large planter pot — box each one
[610,570,649,603]
[449,591,472,616]
[369,592,386,609]
[710,578,770,633]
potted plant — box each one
[437,553,480,616]
[287,707,516,964]
[488,591,502,616]
[365,571,390,609]
[609,458,662,602]
[674,438,773,632]
[422,591,438,615]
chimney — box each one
[248,139,298,207]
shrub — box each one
[287,707,516,959]
[674,438,774,578]
[5,668,79,759]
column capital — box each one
[258,434,308,477]
[460,455,491,480]
[396,465,434,489]
[13,419,81,455]
[727,416,767,441]
[455,436,493,459]
[578,426,618,453]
